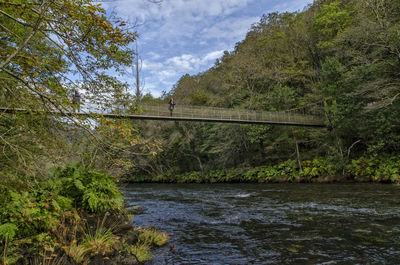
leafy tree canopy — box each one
[0,0,136,112]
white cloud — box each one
[142,82,162,97]
[102,0,315,97]
[201,16,259,41]
[164,50,224,72]
[108,0,257,47]
[142,60,163,71]
[203,50,224,61]
[114,0,254,22]
[140,49,226,96]
[159,69,177,79]
[273,0,312,12]
[145,51,162,60]
[166,54,199,71]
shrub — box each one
[276,160,298,181]
[0,223,19,265]
[152,174,169,183]
[0,223,17,242]
[176,172,201,183]
[55,165,124,213]
[300,158,336,179]
[0,178,74,264]
[243,168,260,182]
[0,181,72,240]
[257,166,280,182]
[347,156,400,182]
[253,160,298,182]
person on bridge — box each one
[72,90,81,112]
[168,97,176,116]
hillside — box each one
[131,0,400,182]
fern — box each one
[56,164,123,213]
[0,223,17,242]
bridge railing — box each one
[137,103,324,125]
[0,101,325,126]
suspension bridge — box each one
[133,103,325,127]
[0,102,326,127]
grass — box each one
[128,227,169,263]
[129,243,153,263]
[63,215,117,263]
[135,227,169,247]
[31,249,69,265]
[63,242,87,264]
[62,217,169,264]
[81,226,116,256]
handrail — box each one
[137,103,325,126]
[0,104,326,127]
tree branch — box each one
[347,140,361,160]
[0,1,53,69]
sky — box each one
[101,0,314,98]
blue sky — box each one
[102,0,314,97]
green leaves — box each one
[1,0,137,118]
[0,223,17,242]
[0,164,127,264]
[0,180,72,245]
[300,158,336,179]
[347,155,400,182]
[0,0,145,184]
[56,164,124,213]
[312,1,353,49]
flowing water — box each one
[123,183,400,264]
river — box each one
[123,183,400,264]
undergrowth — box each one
[0,164,166,264]
[130,155,400,183]
[54,165,124,213]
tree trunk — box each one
[295,139,302,171]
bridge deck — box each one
[0,103,326,127]
[137,103,325,127]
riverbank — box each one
[0,165,168,265]
[127,155,400,184]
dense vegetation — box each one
[0,165,168,264]
[0,0,164,264]
[1,0,399,262]
[130,0,400,183]
[132,155,400,183]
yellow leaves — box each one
[129,139,138,146]
[97,117,162,157]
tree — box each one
[0,0,135,112]
[312,0,353,49]
[0,0,140,176]
[127,0,400,180]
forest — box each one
[130,0,400,183]
[0,0,399,264]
